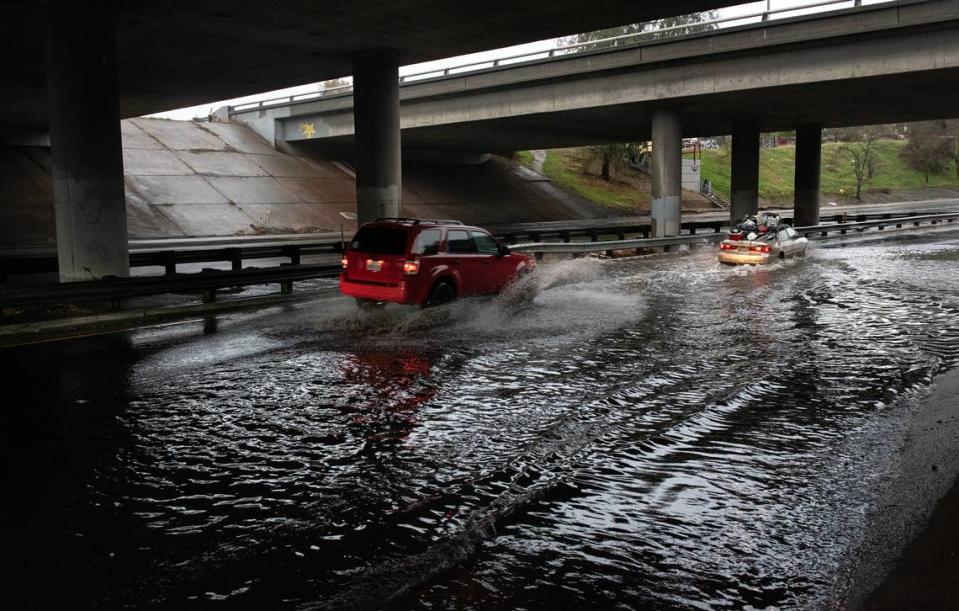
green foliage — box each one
[701,139,959,203]
[541,150,646,212]
[512,150,534,169]
[584,143,630,181]
[902,120,952,183]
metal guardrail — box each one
[511,232,724,254]
[509,212,959,254]
[0,240,343,282]
[2,212,954,311]
[229,0,896,115]
[0,264,342,309]
[2,211,944,280]
[796,212,959,237]
[494,220,725,245]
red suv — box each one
[339,218,535,307]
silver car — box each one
[718,226,809,265]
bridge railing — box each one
[229,0,895,115]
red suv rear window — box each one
[350,226,408,255]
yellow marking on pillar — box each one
[300,122,317,138]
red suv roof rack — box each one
[371,217,464,226]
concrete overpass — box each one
[230,0,959,234]
[3,0,738,282]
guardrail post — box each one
[227,248,242,271]
[280,280,293,295]
[162,251,176,275]
[561,231,571,243]
[529,233,543,261]
[203,288,216,303]
[688,226,697,236]
[284,245,301,265]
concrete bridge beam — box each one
[352,50,401,224]
[651,109,682,237]
[45,0,129,282]
[794,124,822,227]
[730,116,760,223]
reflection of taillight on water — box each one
[402,260,419,275]
[341,256,348,269]
[749,244,772,254]
[720,243,737,251]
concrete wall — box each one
[0,118,609,247]
[682,159,701,193]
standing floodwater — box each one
[3,229,959,610]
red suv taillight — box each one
[402,260,419,275]
[341,256,348,269]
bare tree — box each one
[585,143,629,182]
[839,127,881,200]
[902,120,951,183]
[946,119,959,180]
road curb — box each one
[0,288,337,348]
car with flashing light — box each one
[718,213,809,265]
[339,218,536,307]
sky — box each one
[151,0,888,121]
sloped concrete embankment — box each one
[0,119,609,248]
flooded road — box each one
[4,228,959,610]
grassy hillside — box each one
[699,139,959,203]
[540,149,651,213]
[512,150,534,169]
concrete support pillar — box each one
[651,109,682,237]
[730,116,760,223]
[45,0,129,281]
[794,124,822,227]
[352,50,401,224]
